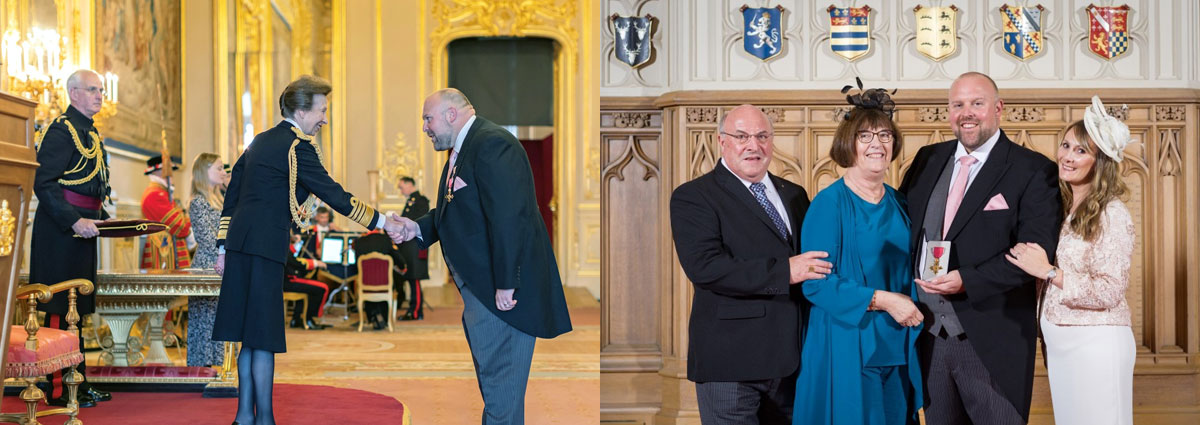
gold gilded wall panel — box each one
[603,89,1200,424]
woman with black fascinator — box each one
[792,79,924,425]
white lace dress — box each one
[1039,200,1135,425]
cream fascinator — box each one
[1083,96,1133,162]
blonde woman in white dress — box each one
[1006,96,1135,425]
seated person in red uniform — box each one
[284,239,333,330]
[352,229,407,330]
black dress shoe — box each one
[305,319,330,330]
[83,385,112,402]
[289,318,304,328]
[48,391,96,408]
[400,312,423,321]
[373,320,385,330]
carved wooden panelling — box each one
[601,90,1200,424]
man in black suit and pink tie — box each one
[391,88,572,425]
[899,72,1062,424]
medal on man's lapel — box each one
[445,164,458,204]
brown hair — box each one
[829,108,903,168]
[190,153,225,210]
[279,75,332,119]
[1060,120,1128,241]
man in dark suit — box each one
[397,176,430,320]
[30,68,113,407]
[898,72,1061,424]
[392,88,571,425]
[669,104,832,424]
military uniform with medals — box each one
[213,120,383,353]
[30,104,111,404]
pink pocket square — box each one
[452,176,468,192]
[984,194,1009,211]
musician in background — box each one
[285,235,333,330]
[140,156,193,269]
[30,68,113,407]
[299,206,349,293]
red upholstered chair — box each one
[0,278,94,425]
[355,252,395,332]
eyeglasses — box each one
[721,132,773,143]
[73,86,105,95]
[856,130,894,144]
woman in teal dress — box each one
[793,84,925,425]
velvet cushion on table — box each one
[5,326,83,377]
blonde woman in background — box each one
[187,152,228,367]
[1006,96,1136,425]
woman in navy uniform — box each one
[212,75,403,425]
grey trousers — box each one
[695,375,795,425]
[460,284,537,425]
[924,334,1025,425]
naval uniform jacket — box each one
[216,120,381,260]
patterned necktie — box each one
[943,155,979,237]
[750,182,789,238]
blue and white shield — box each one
[611,14,654,68]
[741,5,785,61]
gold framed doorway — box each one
[428,0,587,283]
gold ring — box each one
[808,266,814,273]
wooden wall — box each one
[600,88,1200,425]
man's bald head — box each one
[718,104,775,182]
[422,88,477,151]
[66,69,104,118]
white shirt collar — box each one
[954,129,1002,164]
[720,158,769,187]
[284,118,301,130]
[453,115,477,153]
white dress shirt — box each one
[948,129,1002,194]
[720,159,792,234]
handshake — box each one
[384,212,419,244]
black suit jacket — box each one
[415,117,572,339]
[218,121,380,264]
[898,131,1061,419]
[400,191,430,280]
[670,162,810,383]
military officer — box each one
[30,68,114,407]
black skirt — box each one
[211,250,286,353]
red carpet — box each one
[0,383,408,424]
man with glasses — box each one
[30,68,113,407]
[669,104,832,424]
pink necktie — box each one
[943,155,978,238]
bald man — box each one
[899,72,1061,424]
[30,68,112,407]
[393,88,572,424]
[669,105,831,424]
